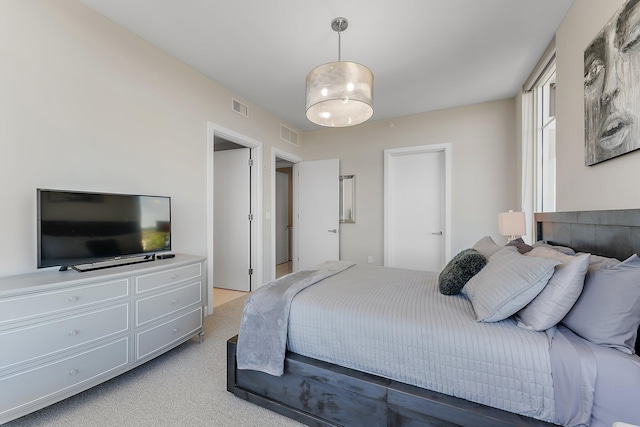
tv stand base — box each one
[66,255,156,273]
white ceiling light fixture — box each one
[305,17,374,128]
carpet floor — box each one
[4,296,303,427]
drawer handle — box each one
[69,369,78,376]
[68,296,79,302]
[171,274,179,280]
[69,330,78,336]
[171,299,179,305]
[172,328,179,334]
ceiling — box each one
[80,0,574,132]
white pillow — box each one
[516,247,590,331]
[463,247,560,322]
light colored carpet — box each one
[4,296,303,427]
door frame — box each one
[207,122,263,314]
[383,143,452,269]
[270,148,302,281]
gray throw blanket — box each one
[236,260,355,376]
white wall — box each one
[0,0,302,279]
[555,0,640,210]
[302,99,518,265]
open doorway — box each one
[275,160,293,278]
[213,137,251,291]
[207,123,262,314]
[271,148,302,281]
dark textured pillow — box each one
[506,238,533,254]
[439,249,487,295]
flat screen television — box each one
[37,189,171,271]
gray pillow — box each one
[439,249,487,295]
[532,241,576,256]
[472,236,503,258]
[516,248,590,331]
[463,246,560,322]
[586,254,620,267]
[506,238,533,254]
[561,254,640,354]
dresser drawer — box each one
[0,279,130,325]
[135,282,202,327]
[0,338,129,417]
[136,307,202,360]
[135,263,201,294]
[0,304,129,370]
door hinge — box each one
[248,268,253,275]
[248,213,254,221]
[248,159,254,167]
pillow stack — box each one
[441,235,640,355]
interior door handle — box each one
[328,229,338,233]
[432,231,443,235]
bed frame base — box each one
[227,335,554,427]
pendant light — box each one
[305,17,374,127]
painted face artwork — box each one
[584,0,640,165]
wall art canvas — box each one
[584,0,640,165]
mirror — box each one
[339,175,355,223]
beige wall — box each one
[555,0,639,210]
[0,0,302,278]
[4,0,629,280]
[302,99,518,265]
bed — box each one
[227,209,640,426]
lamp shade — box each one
[498,210,526,238]
[305,61,374,127]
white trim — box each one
[206,122,263,313]
[383,143,452,268]
[523,36,556,92]
[270,148,302,281]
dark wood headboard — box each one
[535,209,640,355]
[535,209,640,260]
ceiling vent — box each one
[280,124,299,146]
[232,98,249,118]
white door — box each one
[275,170,289,264]
[214,148,251,291]
[384,146,448,272]
[295,159,340,271]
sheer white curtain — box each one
[521,36,556,244]
[520,90,535,244]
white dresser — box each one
[0,254,207,424]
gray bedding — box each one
[286,264,559,423]
[236,260,355,375]
[237,263,640,426]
